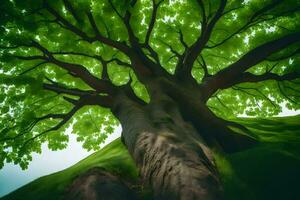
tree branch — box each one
[62,0,82,23]
[85,10,101,36]
[277,82,299,104]
[267,48,300,61]
[44,2,130,54]
[179,0,227,78]
[19,61,47,75]
[107,0,138,46]
[29,41,116,94]
[63,96,78,105]
[85,9,130,53]
[158,38,181,58]
[139,0,165,65]
[15,55,46,60]
[43,82,96,97]
[196,0,207,30]
[234,71,300,85]
[18,93,113,149]
[44,2,94,42]
[144,0,164,45]
[20,100,83,148]
[202,32,300,100]
[106,0,168,78]
[177,29,188,49]
[233,85,277,107]
[207,0,283,49]
[51,51,131,68]
[197,55,210,79]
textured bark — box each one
[62,78,256,200]
[64,168,137,200]
[112,90,224,200]
[159,78,258,153]
[134,132,223,200]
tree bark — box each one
[112,90,224,200]
[64,168,138,200]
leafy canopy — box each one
[0,0,300,169]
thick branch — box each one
[202,32,300,100]
[29,41,116,93]
[159,78,258,153]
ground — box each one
[1,115,300,200]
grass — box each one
[219,115,300,200]
[2,115,300,200]
[1,138,139,200]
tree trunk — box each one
[64,168,138,200]
[112,90,224,200]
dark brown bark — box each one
[158,78,258,153]
[64,168,138,200]
[112,89,225,200]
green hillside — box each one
[1,139,139,200]
[2,115,300,200]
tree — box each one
[0,0,300,199]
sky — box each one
[0,108,300,197]
[0,126,121,198]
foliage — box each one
[0,0,300,169]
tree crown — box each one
[0,0,300,169]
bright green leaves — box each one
[207,81,284,118]
[0,53,77,169]
[129,0,152,40]
[108,63,130,86]
[0,0,300,170]
[72,106,119,151]
[195,0,300,117]
[0,0,134,170]
[93,0,130,42]
[146,0,201,72]
[47,131,69,151]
